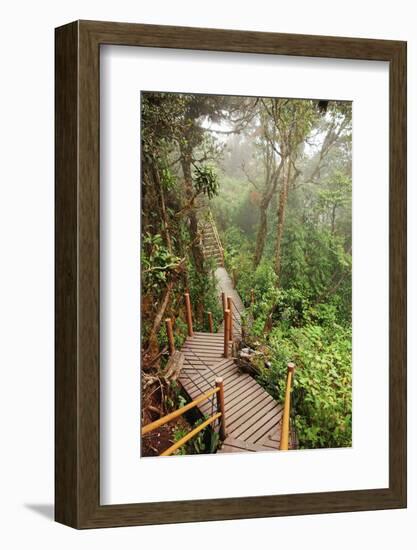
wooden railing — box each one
[141,378,227,456]
[280,363,296,451]
[164,289,294,452]
[179,290,235,355]
[207,210,224,266]
[220,291,235,358]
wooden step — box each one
[217,437,276,453]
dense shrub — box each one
[230,253,352,449]
[257,323,352,449]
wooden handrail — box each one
[141,386,219,435]
[142,378,227,456]
[216,377,227,440]
[227,296,233,341]
[223,308,230,358]
[280,363,296,451]
[161,412,221,456]
[208,210,224,266]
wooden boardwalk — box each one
[215,267,245,340]
[178,267,286,453]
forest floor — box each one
[142,411,191,457]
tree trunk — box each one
[331,204,337,235]
[253,159,284,268]
[149,161,173,252]
[146,281,174,364]
[180,146,205,274]
[180,144,206,324]
[253,204,268,268]
[274,160,292,281]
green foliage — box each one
[257,322,352,449]
[232,243,352,449]
[172,422,205,455]
[160,165,177,191]
[234,260,279,312]
[278,216,351,323]
[221,226,252,276]
[317,171,351,214]
[172,416,220,455]
[141,91,231,355]
[211,176,258,236]
[193,164,219,199]
[235,259,352,448]
[141,233,182,293]
[164,380,187,412]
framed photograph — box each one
[55,20,406,528]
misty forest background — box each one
[141,92,352,451]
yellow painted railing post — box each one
[184,292,193,337]
[280,362,296,451]
[207,311,214,333]
[223,309,230,358]
[227,296,233,341]
[215,377,227,440]
[165,318,175,355]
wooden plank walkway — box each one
[178,266,287,453]
[215,266,245,340]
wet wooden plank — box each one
[187,372,250,398]
[227,394,278,431]
[218,437,274,453]
[225,384,267,414]
[182,348,225,356]
[183,339,225,347]
[230,401,280,440]
[247,412,284,444]
[182,374,242,398]
[226,391,272,426]
[212,361,238,376]
[193,334,226,338]
[258,431,282,450]
[224,376,253,396]
[223,377,255,400]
